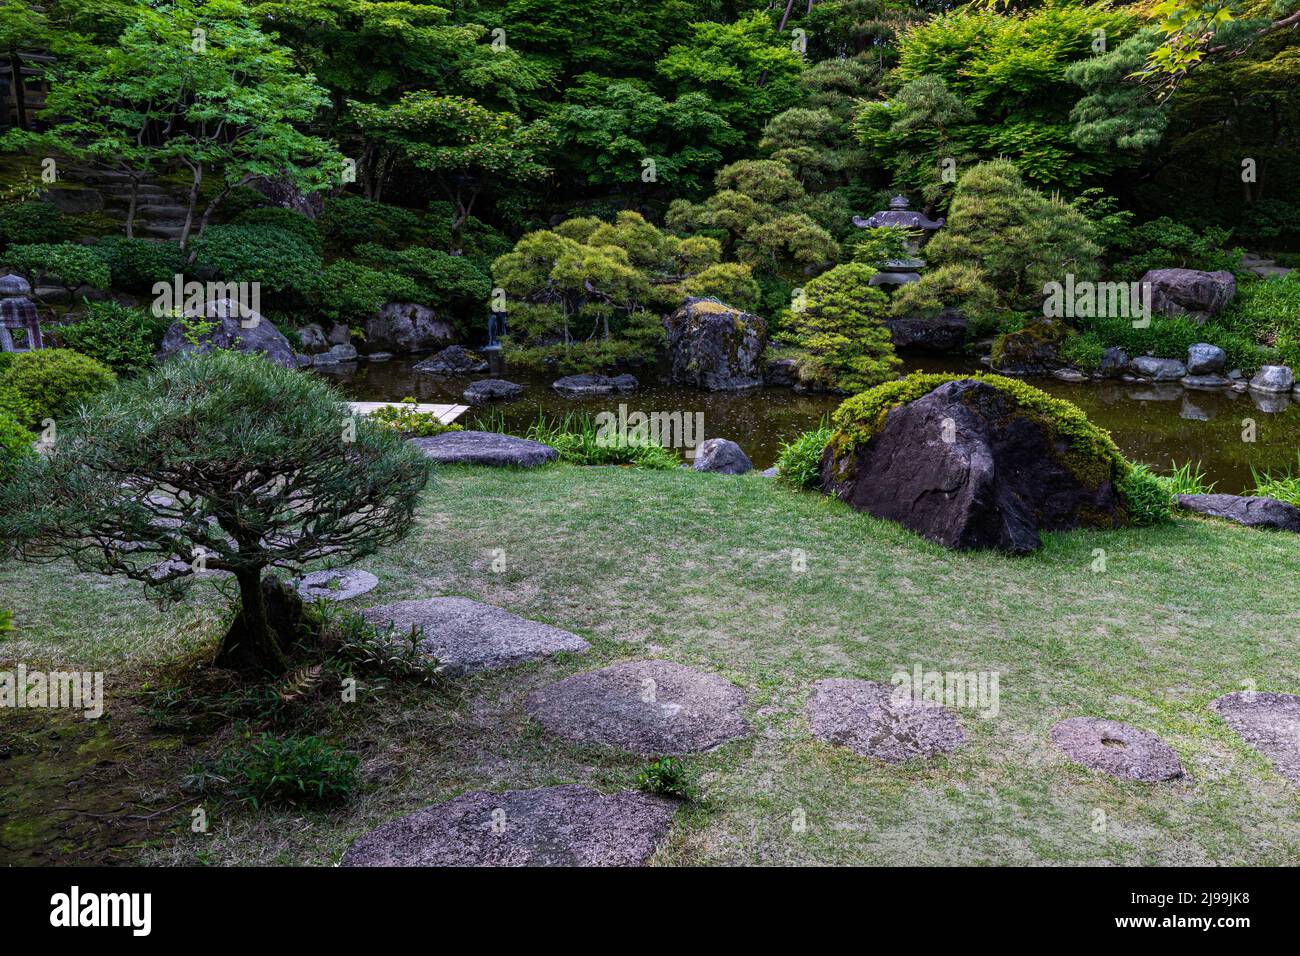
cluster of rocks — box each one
[1074,342,1298,399]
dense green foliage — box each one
[55,301,168,375]
[781,263,899,393]
[0,408,33,482]
[0,347,116,430]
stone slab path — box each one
[1211,691,1300,786]
[341,785,677,866]
[1051,717,1184,782]
[361,596,589,675]
[526,660,749,756]
[409,430,558,467]
[808,679,965,762]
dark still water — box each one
[316,354,1300,494]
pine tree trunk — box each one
[214,568,290,673]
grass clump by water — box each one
[1250,453,1300,506]
[512,411,680,469]
[775,422,833,490]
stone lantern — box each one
[0,272,41,352]
[852,196,945,289]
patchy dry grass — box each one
[2,464,1299,865]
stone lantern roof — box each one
[0,273,32,297]
[852,196,945,232]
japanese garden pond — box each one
[316,354,1300,494]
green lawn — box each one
[3,464,1299,865]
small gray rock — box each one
[409,431,557,468]
[1250,364,1294,393]
[1186,343,1227,375]
[463,379,523,403]
[1175,493,1300,532]
[1097,346,1129,378]
[809,679,965,762]
[297,569,378,602]
[362,596,588,675]
[1131,356,1187,381]
[526,660,749,756]
[765,357,799,387]
[414,345,489,376]
[760,467,778,478]
[551,373,638,397]
[1211,691,1300,786]
[341,785,677,866]
[693,438,752,475]
[1053,368,1087,382]
[1180,374,1231,389]
[1051,717,1184,782]
[312,343,358,365]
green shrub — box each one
[0,409,34,482]
[1111,217,1244,279]
[780,262,899,393]
[214,732,359,808]
[1060,331,1105,371]
[636,757,697,801]
[3,242,111,292]
[320,196,425,251]
[56,301,169,375]
[889,263,997,323]
[1117,463,1173,526]
[681,262,762,313]
[366,399,464,437]
[92,236,185,290]
[234,207,323,253]
[190,225,321,298]
[0,201,70,250]
[0,348,116,430]
[353,243,490,310]
[1217,275,1300,370]
[776,425,832,490]
[317,261,423,326]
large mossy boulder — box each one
[157,299,296,369]
[820,375,1131,552]
[990,318,1069,375]
[663,297,766,391]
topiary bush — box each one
[827,372,1167,523]
[234,207,323,253]
[317,261,423,327]
[0,409,34,482]
[93,236,185,290]
[320,195,425,252]
[0,348,116,431]
[0,200,71,251]
[780,262,900,393]
[353,243,490,311]
[56,301,169,376]
[3,242,111,293]
[190,224,321,299]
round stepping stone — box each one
[297,568,378,602]
[341,785,677,867]
[808,679,965,762]
[361,597,589,675]
[1050,717,1183,782]
[409,430,557,467]
[1211,691,1300,786]
[526,660,748,756]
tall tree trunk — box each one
[214,569,290,673]
[9,54,27,131]
[179,163,202,251]
[125,178,138,239]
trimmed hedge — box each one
[190,225,321,298]
[0,348,116,431]
[0,409,34,482]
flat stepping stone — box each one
[341,785,677,866]
[1175,493,1300,532]
[552,373,638,397]
[409,430,557,467]
[526,660,748,756]
[361,597,588,675]
[808,679,965,762]
[297,569,378,602]
[1211,691,1300,786]
[1051,717,1183,782]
